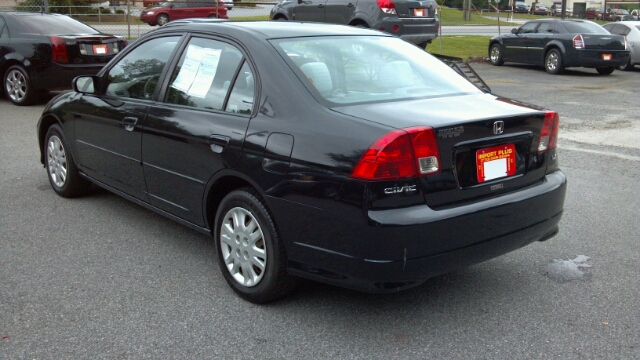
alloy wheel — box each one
[546,52,559,71]
[47,135,68,188]
[490,46,500,63]
[219,207,267,287]
[6,69,27,103]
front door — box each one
[73,36,181,199]
[141,36,254,226]
[324,0,357,24]
[293,0,328,22]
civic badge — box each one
[493,121,504,135]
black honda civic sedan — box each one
[0,12,127,105]
[37,22,566,303]
[489,19,629,74]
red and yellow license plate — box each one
[414,9,425,16]
[92,44,108,54]
[602,54,612,61]
[476,144,516,183]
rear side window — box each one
[165,37,245,112]
[561,21,609,34]
[16,15,99,35]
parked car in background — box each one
[269,0,440,48]
[609,9,633,21]
[489,19,630,75]
[0,12,126,105]
[584,7,599,19]
[221,0,233,10]
[36,21,566,303]
[603,21,640,71]
[530,3,549,15]
[513,1,530,13]
[140,0,228,26]
[550,3,571,17]
[143,0,162,6]
[631,9,639,20]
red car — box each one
[142,0,162,6]
[140,0,228,26]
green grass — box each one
[439,7,518,26]
[427,35,492,61]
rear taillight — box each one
[573,34,584,49]
[538,111,560,153]
[49,36,69,63]
[377,0,397,15]
[350,127,440,180]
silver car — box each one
[603,21,640,71]
[269,0,439,48]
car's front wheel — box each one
[545,49,564,74]
[156,14,169,26]
[44,124,92,198]
[489,43,504,66]
[215,188,296,303]
[4,65,36,106]
[596,66,615,75]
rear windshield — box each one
[562,21,609,34]
[271,36,480,106]
[17,15,99,35]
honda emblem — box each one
[493,121,504,135]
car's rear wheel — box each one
[545,49,564,74]
[4,65,36,106]
[44,124,92,198]
[596,66,615,75]
[619,58,634,71]
[156,14,169,26]
[215,188,295,303]
[489,43,504,66]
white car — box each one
[603,21,640,71]
[221,0,233,10]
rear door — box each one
[325,0,357,24]
[528,22,555,64]
[141,36,254,226]
[73,36,181,199]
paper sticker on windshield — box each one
[172,45,203,93]
[187,48,221,98]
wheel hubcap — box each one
[490,47,500,62]
[547,53,558,71]
[47,135,68,188]
[6,69,26,102]
[220,207,267,287]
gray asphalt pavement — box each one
[0,64,638,358]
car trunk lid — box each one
[334,94,555,209]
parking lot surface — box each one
[1,64,638,358]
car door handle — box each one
[209,135,230,153]
[318,4,325,8]
[347,3,354,7]
[123,117,138,132]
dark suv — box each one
[269,0,439,48]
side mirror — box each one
[511,28,518,34]
[73,75,98,94]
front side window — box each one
[272,36,480,106]
[165,37,245,111]
[536,23,554,33]
[519,22,538,34]
[105,36,180,99]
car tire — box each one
[545,49,564,74]
[215,188,296,303]
[156,14,169,26]
[4,65,37,106]
[619,58,634,71]
[44,124,92,198]
[489,43,504,66]
[596,66,615,75]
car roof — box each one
[151,21,393,40]
[0,11,69,18]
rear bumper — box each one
[566,49,629,68]
[31,63,104,91]
[378,17,439,44]
[285,170,567,292]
